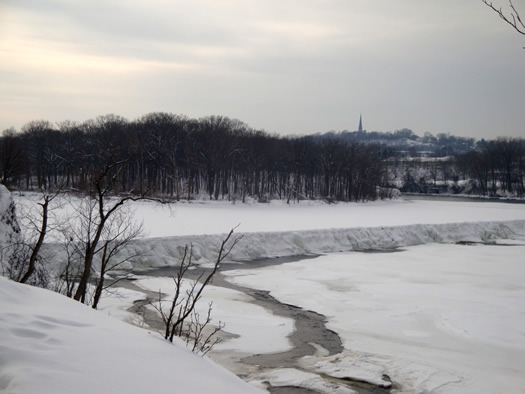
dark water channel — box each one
[125,255,395,393]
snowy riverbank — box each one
[0,276,263,394]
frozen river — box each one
[115,241,525,393]
[14,193,525,392]
[219,244,525,393]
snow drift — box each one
[120,220,525,270]
[0,276,262,394]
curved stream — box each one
[123,256,393,393]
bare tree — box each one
[183,303,225,355]
[153,227,242,353]
[54,234,83,297]
[1,128,25,187]
[91,208,144,309]
[19,189,62,283]
[72,158,157,304]
[58,196,146,307]
[4,188,62,286]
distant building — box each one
[358,114,363,133]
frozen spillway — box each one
[119,220,525,269]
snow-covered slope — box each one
[0,276,263,394]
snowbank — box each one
[0,276,263,394]
[120,220,525,269]
[0,185,21,266]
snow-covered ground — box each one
[13,193,525,238]
[5,195,525,393]
[133,276,294,355]
[0,276,263,394]
[120,198,525,237]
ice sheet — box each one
[223,244,525,393]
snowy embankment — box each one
[0,276,263,394]
[124,220,525,269]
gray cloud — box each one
[1,0,524,138]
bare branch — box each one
[152,227,240,354]
[483,0,525,37]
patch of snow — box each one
[0,276,264,394]
[130,276,294,354]
[261,368,357,394]
[310,353,391,388]
[7,195,525,393]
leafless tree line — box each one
[1,113,388,203]
[455,137,525,196]
[2,161,150,309]
[392,137,525,197]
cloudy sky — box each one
[1,0,524,138]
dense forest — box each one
[0,113,389,202]
[1,113,524,200]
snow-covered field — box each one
[15,193,525,238]
[117,198,525,237]
[4,195,525,393]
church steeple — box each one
[358,114,363,133]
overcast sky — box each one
[1,0,524,139]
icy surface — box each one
[129,276,294,354]
[262,368,357,394]
[115,198,525,237]
[223,244,525,393]
[14,194,525,238]
[0,276,263,394]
